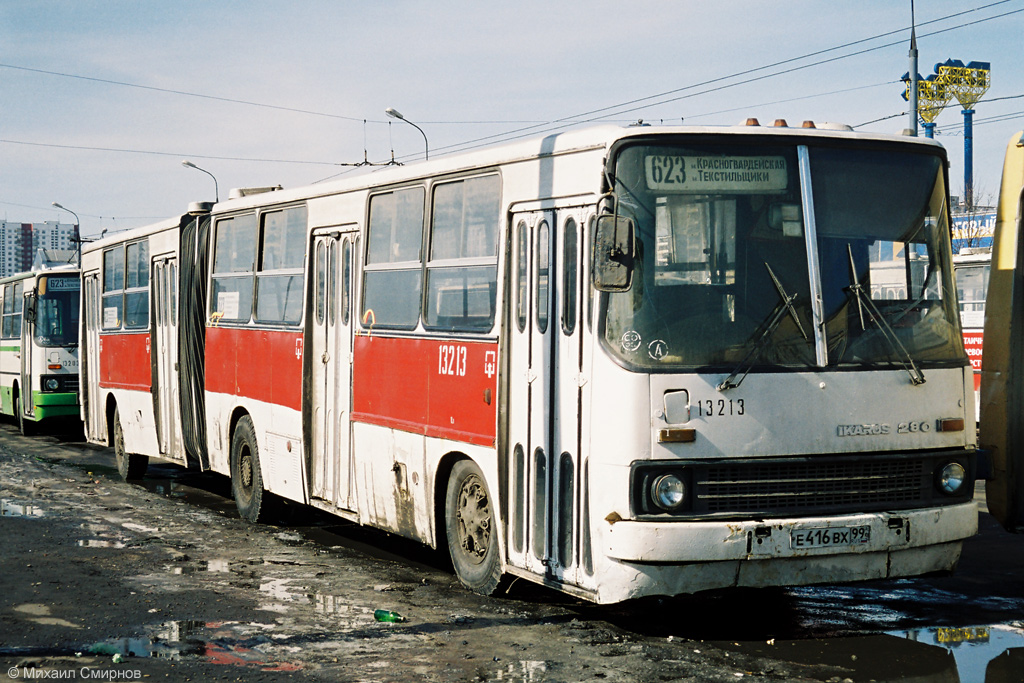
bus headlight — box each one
[651,473,687,511]
[937,462,967,495]
[44,378,60,391]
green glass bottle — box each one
[373,609,406,623]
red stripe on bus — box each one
[352,335,498,447]
[99,332,151,391]
[205,326,303,411]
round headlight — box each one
[44,378,60,391]
[651,474,687,511]
[938,462,966,494]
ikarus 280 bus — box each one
[0,267,81,434]
[83,122,977,604]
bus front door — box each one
[508,208,588,586]
[310,229,357,511]
[19,284,34,419]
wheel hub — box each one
[456,474,491,564]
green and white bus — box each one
[0,267,81,434]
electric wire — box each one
[431,4,1024,158]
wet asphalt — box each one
[1,420,1022,682]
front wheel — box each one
[113,406,148,480]
[445,459,505,595]
[231,415,268,523]
[16,393,36,437]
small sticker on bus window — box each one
[103,307,119,328]
[645,155,788,193]
[217,291,240,319]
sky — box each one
[2,1,1021,238]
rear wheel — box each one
[113,405,148,480]
[445,459,504,595]
[231,416,268,523]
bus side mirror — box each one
[23,293,36,323]
[593,214,635,292]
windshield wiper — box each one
[844,244,925,385]
[718,262,809,391]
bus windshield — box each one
[602,139,964,372]
[35,275,80,347]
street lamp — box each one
[385,107,429,160]
[52,202,84,266]
[181,159,220,202]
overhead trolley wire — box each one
[431,2,1024,157]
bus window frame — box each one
[423,173,501,333]
[360,185,426,331]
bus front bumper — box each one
[587,503,978,602]
[603,502,978,563]
[30,391,80,420]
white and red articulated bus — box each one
[82,123,978,603]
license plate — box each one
[791,525,871,549]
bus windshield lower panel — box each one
[601,139,964,372]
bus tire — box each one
[16,393,36,437]
[445,459,504,596]
[113,406,148,480]
[231,416,267,523]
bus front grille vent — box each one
[693,456,958,517]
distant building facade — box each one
[0,220,79,278]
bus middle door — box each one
[310,228,357,511]
[83,273,104,441]
[153,256,183,463]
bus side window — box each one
[255,206,307,325]
[211,214,257,323]
[102,246,125,330]
[362,187,425,329]
[124,240,150,329]
[1,285,11,338]
[424,174,500,332]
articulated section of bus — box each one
[580,131,977,603]
[0,270,80,432]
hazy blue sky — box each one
[2,1,1021,236]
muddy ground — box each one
[1,421,1023,682]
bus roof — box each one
[212,123,946,213]
[81,123,948,244]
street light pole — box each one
[52,202,82,266]
[908,0,919,136]
[181,160,220,202]
[385,107,429,160]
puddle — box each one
[493,660,548,682]
[165,558,234,575]
[77,522,129,548]
[716,622,1024,682]
[889,623,1024,682]
[78,539,126,548]
[85,619,300,671]
[1,498,46,517]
